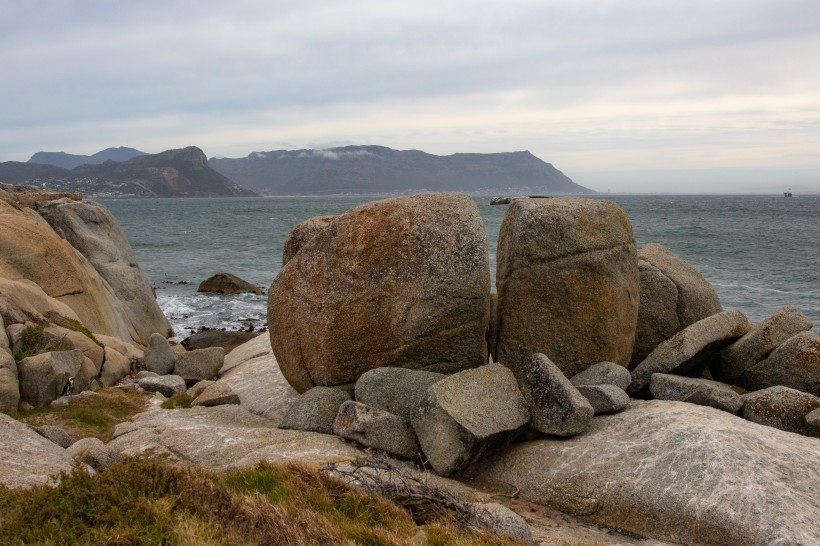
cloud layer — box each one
[2,0,819,191]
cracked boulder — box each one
[268,193,490,393]
[494,197,639,378]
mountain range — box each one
[209,145,591,195]
[4,144,591,197]
[0,147,256,198]
[28,147,147,169]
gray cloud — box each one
[1,0,819,192]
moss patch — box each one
[46,312,104,348]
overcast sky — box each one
[2,0,819,192]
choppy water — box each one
[101,194,819,337]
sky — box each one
[1,0,819,193]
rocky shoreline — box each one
[1,184,818,545]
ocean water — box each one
[101,194,820,337]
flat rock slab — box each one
[629,310,750,395]
[216,352,300,425]
[108,405,364,469]
[219,333,272,377]
[469,399,820,546]
[0,413,74,489]
[649,373,744,414]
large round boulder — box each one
[494,197,639,378]
[282,215,337,265]
[268,193,490,393]
[630,243,722,367]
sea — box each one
[100,194,820,338]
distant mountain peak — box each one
[210,145,592,195]
[29,146,147,169]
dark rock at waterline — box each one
[197,272,263,295]
[181,329,261,354]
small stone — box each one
[576,384,630,415]
[354,367,444,419]
[174,347,225,386]
[191,383,240,407]
[463,502,533,544]
[138,374,186,397]
[197,272,263,295]
[509,353,592,436]
[144,333,175,375]
[806,408,820,432]
[66,437,124,470]
[32,425,73,448]
[570,361,631,391]
[186,380,214,400]
[333,400,420,459]
[280,386,351,434]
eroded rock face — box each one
[631,244,722,367]
[470,400,820,546]
[268,193,490,393]
[494,197,639,378]
[718,305,813,383]
[35,199,171,344]
[410,363,530,476]
[282,215,336,265]
[740,330,820,396]
[628,310,750,395]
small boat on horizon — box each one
[784,188,793,197]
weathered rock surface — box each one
[410,364,530,476]
[196,272,263,295]
[218,332,272,376]
[32,424,73,448]
[354,367,444,419]
[631,244,723,367]
[806,408,820,431]
[137,374,186,397]
[0,366,19,413]
[463,502,533,544]
[0,412,75,488]
[95,333,143,362]
[570,361,632,391]
[717,305,813,383]
[509,353,593,435]
[279,386,351,434]
[100,347,131,388]
[217,351,300,425]
[174,346,225,385]
[740,386,820,437]
[576,384,630,415]
[108,405,364,469]
[281,215,336,265]
[268,193,490,392]
[17,349,85,407]
[0,275,82,328]
[181,328,260,354]
[36,198,171,344]
[649,373,744,414]
[66,437,124,470]
[629,310,750,395]
[470,400,820,546]
[42,324,104,373]
[741,330,820,396]
[144,332,175,375]
[495,197,639,378]
[190,382,240,407]
[333,400,421,459]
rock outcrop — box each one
[35,198,171,345]
[281,215,336,265]
[470,400,820,545]
[196,272,263,295]
[268,193,490,392]
[631,244,723,367]
[494,197,639,378]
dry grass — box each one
[0,457,528,546]
[11,388,150,442]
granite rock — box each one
[570,361,632,391]
[144,333,175,375]
[137,374,186,397]
[333,400,421,459]
[649,373,744,414]
[354,367,444,419]
[741,330,820,396]
[740,385,820,437]
[576,384,630,415]
[279,386,351,434]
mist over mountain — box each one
[1,146,256,198]
[209,145,592,195]
[28,146,147,169]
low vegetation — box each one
[0,458,526,545]
[161,392,193,409]
[11,323,55,362]
[47,312,104,348]
[11,388,149,442]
